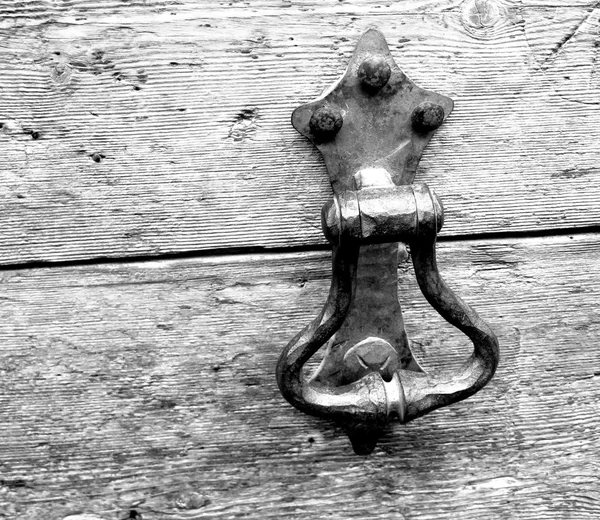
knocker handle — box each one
[402,236,499,420]
[277,183,499,453]
[276,27,499,454]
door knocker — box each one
[276,28,499,454]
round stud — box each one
[342,337,400,383]
[309,105,343,142]
[357,56,391,92]
[411,102,445,133]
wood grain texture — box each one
[0,232,599,519]
[2,0,600,264]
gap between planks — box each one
[0,224,598,273]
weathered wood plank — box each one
[1,1,600,264]
[0,232,599,519]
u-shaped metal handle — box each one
[276,28,499,454]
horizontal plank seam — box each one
[2,224,600,272]
[439,224,600,243]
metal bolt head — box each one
[343,337,399,383]
[309,105,343,142]
[357,56,391,91]
[411,102,445,133]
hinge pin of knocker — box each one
[277,28,499,455]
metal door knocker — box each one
[276,28,499,454]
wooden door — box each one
[1,1,599,518]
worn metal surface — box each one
[290,28,454,192]
[277,28,499,454]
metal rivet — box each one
[309,106,343,141]
[411,102,445,133]
[358,56,391,91]
[343,337,400,383]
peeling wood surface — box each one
[2,1,600,263]
[1,233,599,519]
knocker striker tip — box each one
[277,27,499,455]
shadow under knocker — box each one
[276,28,499,454]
